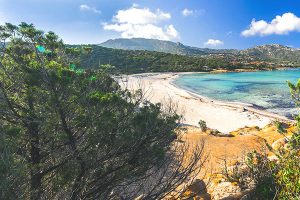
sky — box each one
[1,0,300,49]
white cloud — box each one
[204,39,224,47]
[242,12,300,37]
[112,6,170,25]
[103,5,179,41]
[182,8,205,17]
[182,8,193,16]
[79,4,101,14]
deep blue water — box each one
[173,69,300,117]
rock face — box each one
[181,179,211,200]
[179,123,297,200]
[181,174,255,200]
[210,182,243,199]
[271,137,289,150]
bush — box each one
[221,150,277,199]
[198,120,207,132]
[274,120,287,135]
[276,154,300,199]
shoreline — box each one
[168,74,291,122]
[117,72,293,133]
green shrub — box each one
[276,153,300,199]
[198,120,207,132]
[221,150,277,199]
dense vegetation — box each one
[100,38,300,68]
[79,43,300,74]
[241,44,300,65]
[0,23,204,199]
[100,38,236,55]
[79,45,248,73]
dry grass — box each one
[183,127,264,175]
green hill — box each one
[79,45,234,73]
[79,45,300,74]
[99,38,236,55]
[240,44,300,65]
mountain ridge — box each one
[99,38,300,65]
[99,38,237,55]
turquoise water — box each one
[174,69,300,118]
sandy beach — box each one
[117,73,290,133]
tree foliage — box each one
[0,23,204,200]
[198,120,207,132]
[78,45,252,73]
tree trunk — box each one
[27,90,42,200]
[28,122,42,200]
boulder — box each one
[271,137,289,151]
[182,179,211,200]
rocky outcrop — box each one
[179,123,297,200]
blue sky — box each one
[1,0,300,49]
